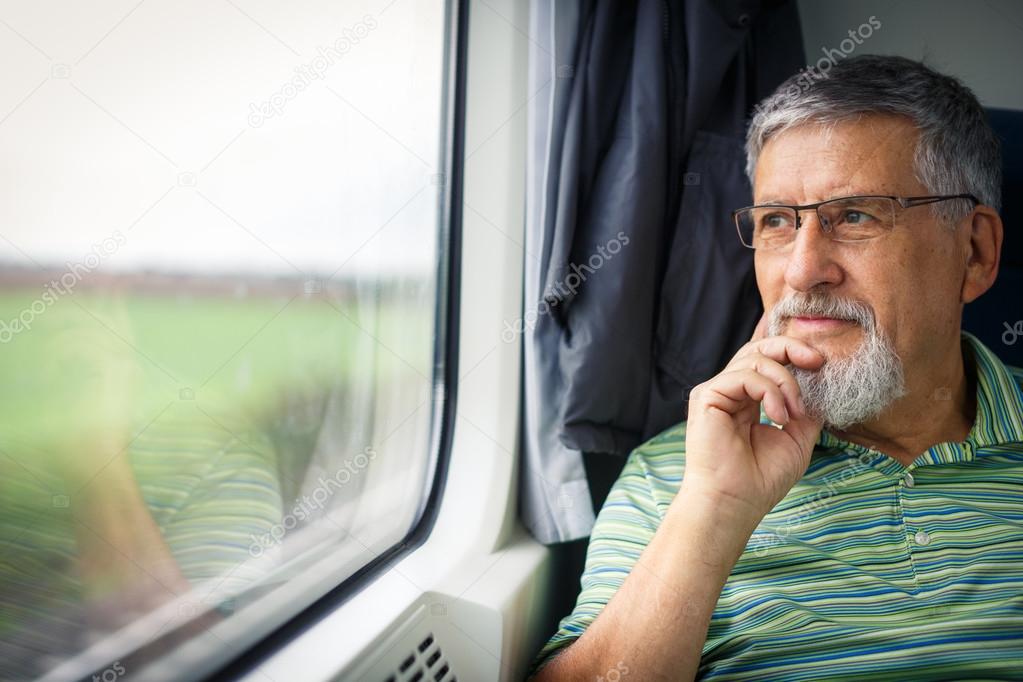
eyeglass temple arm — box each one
[898,193,980,208]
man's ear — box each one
[961,205,1003,304]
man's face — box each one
[753,115,969,387]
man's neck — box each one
[829,336,977,467]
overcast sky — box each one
[0,0,444,279]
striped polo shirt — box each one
[531,331,1023,680]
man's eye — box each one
[761,213,791,229]
[842,209,876,224]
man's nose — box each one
[783,211,844,292]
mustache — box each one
[767,292,876,335]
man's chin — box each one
[787,323,906,429]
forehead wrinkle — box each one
[754,127,855,203]
[843,118,919,192]
[755,117,921,203]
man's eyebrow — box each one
[754,189,867,206]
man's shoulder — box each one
[1003,360,1023,417]
[635,419,687,451]
[1006,362,1023,387]
[626,420,688,478]
[642,419,688,446]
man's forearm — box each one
[68,451,190,628]
[534,486,760,681]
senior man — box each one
[530,55,1021,681]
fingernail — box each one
[797,395,805,414]
[782,406,790,424]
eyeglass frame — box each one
[731,193,980,250]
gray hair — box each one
[745,55,1001,224]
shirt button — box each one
[903,472,915,487]
[914,530,931,545]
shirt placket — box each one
[842,444,924,592]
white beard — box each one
[768,292,906,429]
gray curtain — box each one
[521,0,805,544]
[521,0,593,543]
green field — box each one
[0,286,433,481]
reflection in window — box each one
[0,0,447,678]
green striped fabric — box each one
[532,331,1023,680]
[0,402,282,680]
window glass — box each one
[0,0,448,677]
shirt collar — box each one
[959,330,1023,449]
[812,331,1023,458]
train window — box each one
[0,0,449,678]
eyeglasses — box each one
[732,193,979,250]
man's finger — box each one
[726,352,804,418]
[731,335,826,370]
[693,369,792,425]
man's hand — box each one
[680,313,825,526]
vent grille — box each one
[383,632,456,682]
